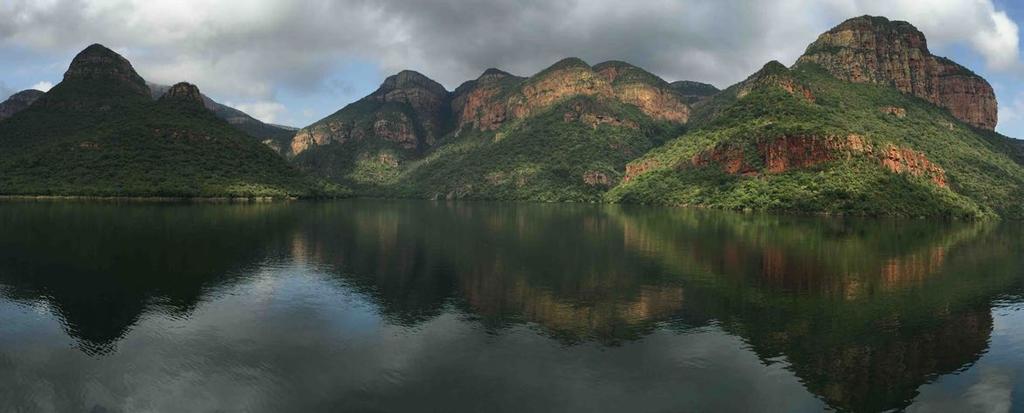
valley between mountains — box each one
[1,15,1022,218]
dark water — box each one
[0,200,1022,412]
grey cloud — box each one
[0,0,1017,125]
[0,0,838,97]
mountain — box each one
[796,15,998,130]
[0,44,337,198]
[608,16,1024,219]
[148,83,296,154]
[0,89,44,121]
[290,58,690,200]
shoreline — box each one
[0,195,297,203]
[0,194,1002,221]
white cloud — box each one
[230,100,286,124]
[996,91,1024,136]
[30,80,52,91]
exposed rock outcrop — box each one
[158,82,205,107]
[0,89,44,121]
[370,70,451,146]
[797,15,997,130]
[623,159,662,183]
[60,44,151,97]
[593,61,691,123]
[738,61,815,103]
[670,81,720,105]
[690,135,948,187]
[34,44,152,113]
[880,106,907,118]
[291,70,450,156]
[507,58,614,120]
[451,68,523,131]
[563,100,639,129]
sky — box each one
[1,0,1023,138]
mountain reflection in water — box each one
[0,200,1021,412]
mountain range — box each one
[0,15,1022,218]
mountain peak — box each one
[477,68,515,83]
[797,15,996,129]
[592,60,669,87]
[758,60,789,75]
[379,70,448,96]
[543,57,591,73]
[158,82,206,107]
[61,43,150,97]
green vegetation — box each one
[607,63,1024,219]
[0,93,344,198]
[388,96,682,202]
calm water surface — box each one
[0,200,1022,412]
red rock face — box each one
[290,70,448,156]
[594,64,690,123]
[688,134,948,188]
[880,145,948,187]
[797,16,997,130]
[370,71,450,147]
[623,159,661,183]
[508,60,614,120]
[451,69,518,131]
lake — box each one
[0,200,1022,412]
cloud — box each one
[0,81,12,100]
[0,0,1020,125]
[30,80,53,91]
[230,100,286,124]
[826,0,1021,71]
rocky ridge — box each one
[148,82,297,154]
[291,58,697,157]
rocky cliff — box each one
[796,15,997,130]
[593,61,691,123]
[158,82,205,107]
[451,68,524,131]
[0,90,44,121]
[292,58,694,160]
[291,70,451,156]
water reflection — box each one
[0,200,1021,412]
